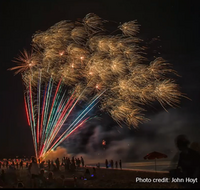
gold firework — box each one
[9,13,186,128]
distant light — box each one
[59,51,64,56]
[80,56,84,60]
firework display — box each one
[9,13,184,159]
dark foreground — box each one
[1,166,190,188]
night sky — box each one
[0,0,200,160]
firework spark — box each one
[9,13,185,159]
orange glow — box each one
[59,51,64,56]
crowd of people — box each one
[0,155,121,188]
[105,159,122,169]
[0,155,89,188]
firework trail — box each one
[9,13,185,159]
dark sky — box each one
[0,0,200,160]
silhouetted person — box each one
[175,135,200,188]
[81,156,84,167]
[71,156,75,165]
[40,161,45,169]
[115,161,118,169]
[105,159,108,168]
[76,158,81,167]
[119,160,122,169]
[111,159,114,169]
[12,161,15,168]
[55,158,60,171]
[20,160,23,169]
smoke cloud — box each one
[44,146,72,161]
[47,108,199,165]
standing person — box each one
[6,160,8,169]
[61,157,64,166]
[115,161,118,169]
[40,161,45,169]
[29,157,39,188]
[119,160,122,170]
[64,159,67,172]
[20,160,23,169]
[105,159,108,168]
[81,156,84,167]
[77,158,81,168]
[55,158,60,171]
[111,160,114,169]
[72,156,75,165]
[12,161,15,169]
